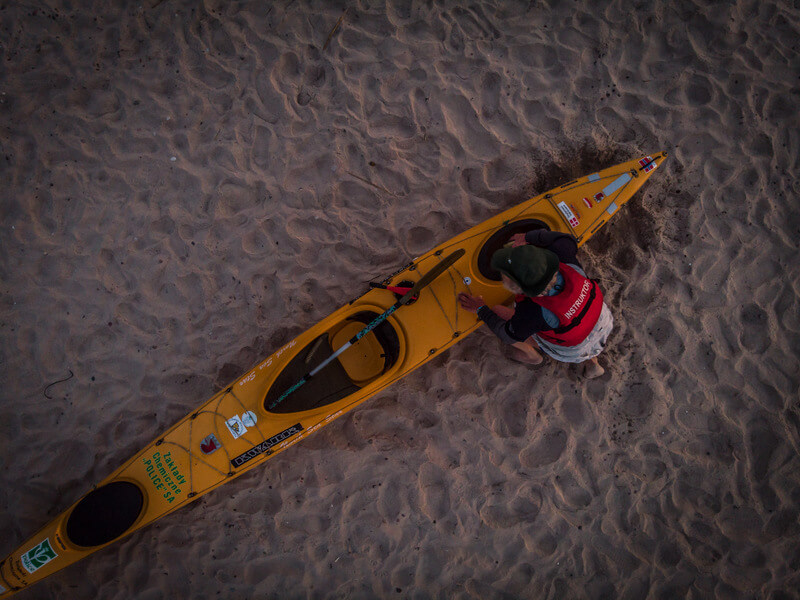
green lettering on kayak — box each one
[142,451,186,501]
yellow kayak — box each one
[0,152,666,597]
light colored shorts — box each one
[533,302,614,363]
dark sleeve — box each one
[477,300,551,344]
[525,230,581,268]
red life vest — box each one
[528,264,604,346]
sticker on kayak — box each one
[602,173,632,197]
[639,156,657,172]
[593,191,605,204]
[582,197,592,209]
[556,201,580,228]
[242,411,257,427]
[225,411,258,439]
[231,423,304,468]
[225,415,246,438]
[21,538,58,574]
[200,433,222,455]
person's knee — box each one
[524,336,539,349]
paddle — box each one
[369,282,416,296]
[268,248,465,410]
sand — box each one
[2,0,799,598]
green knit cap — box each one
[490,245,560,296]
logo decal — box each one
[638,156,657,172]
[200,434,222,455]
[556,201,580,228]
[225,415,246,438]
[582,197,592,208]
[225,411,258,439]
[593,191,605,203]
[21,538,58,573]
[231,424,304,468]
[241,411,257,427]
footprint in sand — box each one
[519,428,567,468]
[418,462,450,523]
[737,302,770,354]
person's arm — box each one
[476,302,551,345]
[525,230,580,266]
[459,293,530,344]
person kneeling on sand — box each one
[458,229,613,379]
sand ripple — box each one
[2,1,799,598]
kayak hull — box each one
[0,152,667,597]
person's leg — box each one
[512,339,543,364]
[491,305,543,365]
[580,303,612,379]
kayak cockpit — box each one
[65,481,144,548]
[264,311,401,414]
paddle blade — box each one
[399,248,465,305]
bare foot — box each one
[582,358,604,379]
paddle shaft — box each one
[268,304,400,409]
[268,249,465,411]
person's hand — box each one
[509,233,527,247]
[458,293,486,314]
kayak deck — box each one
[0,152,667,597]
